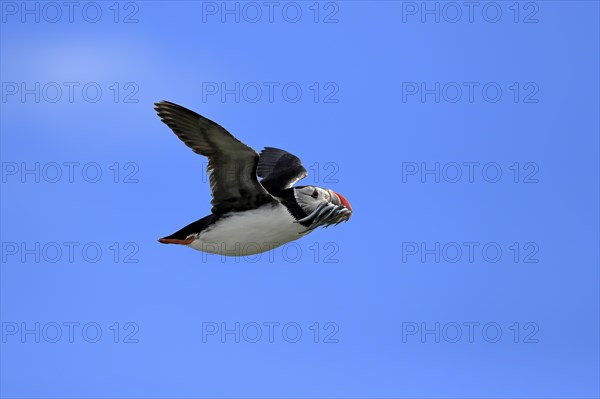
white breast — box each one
[188,202,308,255]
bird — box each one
[154,101,352,256]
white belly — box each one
[188,203,308,255]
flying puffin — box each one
[154,101,352,256]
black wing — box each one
[155,101,275,214]
[256,147,307,194]
[160,214,218,242]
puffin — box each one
[155,101,352,256]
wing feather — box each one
[257,147,307,193]
[155,101,274,214]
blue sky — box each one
[1,1,599,398]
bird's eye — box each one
[311,189,319,199]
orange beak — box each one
[333,191,352,211]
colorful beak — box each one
[332,191,352,211]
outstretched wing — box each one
[155,101,274,214]
[257,147,307,194]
